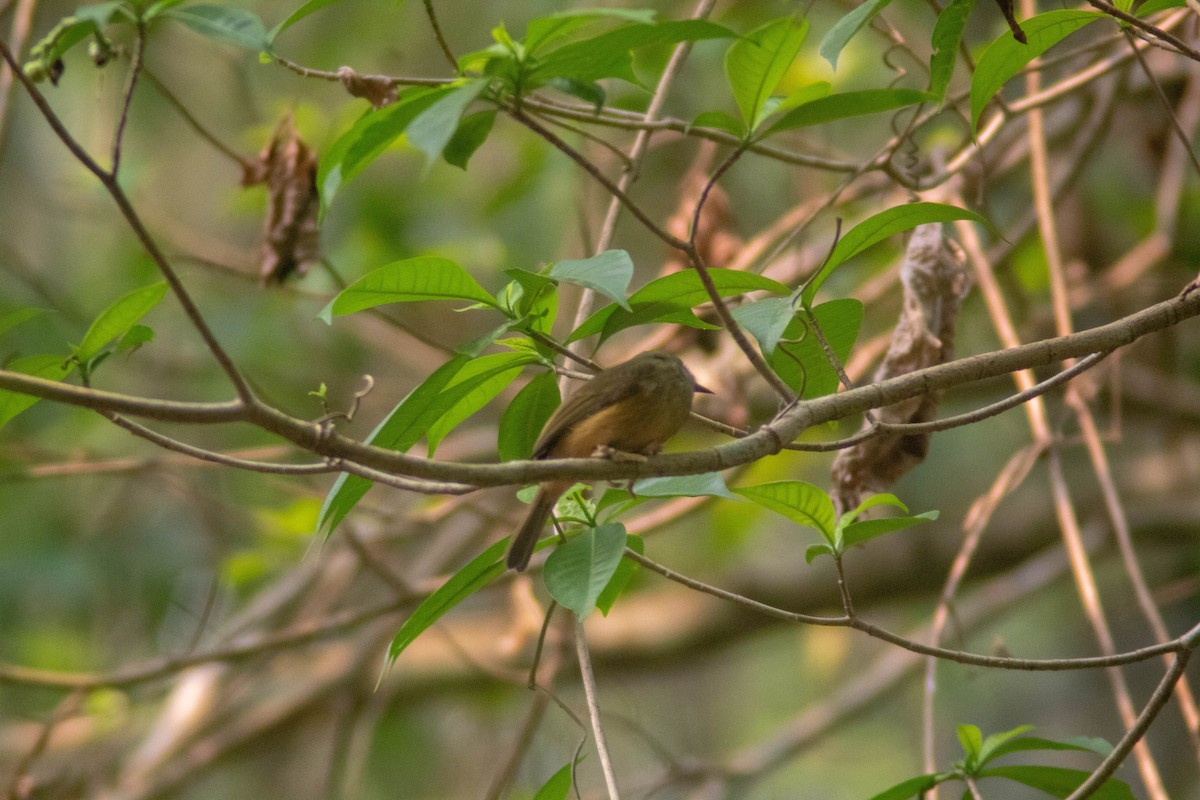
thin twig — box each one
[576,619,621,800]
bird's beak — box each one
[694,382,714,394]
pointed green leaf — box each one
[117,324,155,353]
[958,723,984,767]
[866,773,944,800]
[319,257,498,321]
[733,481,837,544]
[725,16,809,130]
[766,298,863,398]
[525,9,658,54]
[568,268,787,343]
[425,354,530,454]
[970,10,1105,129]
[839,492,908,528]
[0,355,73,430]
[802,202,989,304]
[929,0,976,102]
[691,109,746,136]
[407,80,490,170]
[984,734,1111,765]
[1136,0,1185,14]
[549,250,634,310]
[977,765,1135,799]
[840,511,938,549]
[164,5,269,51]
[805,543,836,563]
[595,533,642,616]
[820,0,893,70]
[76,282,167,363]
[443,110,496,170]
[730,296,794,357]
[498,370,560,461]
[387,539,508,663]
[632,472,735,499]
[267,0,345,43]
[531,762,574,800]
[318,86,454,212]
[0,307,48,338]
[543,523,627,619]
[532,19,733,86]
[767,88,930,134]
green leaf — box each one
[733,481,837,544]
[407,80,490,170]
[387,539,508,663]
[425,353,531,454]
[318,86,454,212]
[928,0,975,102]
[498,370,560,461]
[725,16,809,131]
[531,19,733,86]
[820,0,893,69]
[841,512,937,549]
[805,543,836,563]
[0,354,73,430]
[75,282,168,363]
[632,472,735,499]
[267,0,345,43]
[525,9,658,54]
[0,307,48,338]
[1137,0,1185,15]
[442,110,496,170]
[866,773,944,800]
[163,5,269,51]
[531,762,574,800]
[958,723,985,767]
[319,354,472,534]
[839,492,908,527]
[766,298,862,398]
[801,202,989,305]
[595,533,642,616]
[545,77,606,108]
[984,734,1111,765]
[969,10,1105,129]
[549,250,634,311]
[569,269,788,343]
[766,88,930,134]
[691,109,746,136]
[730,296,794,357]
[977,765,1135,799]
[117,324,155,353]
[543,523,627,619]
[319,257,498,321]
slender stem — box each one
[110,18,146,175]
[575,619,621,800]
[421,0,457,70]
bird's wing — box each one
[531,371,642,459]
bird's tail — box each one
[507,488,555,571]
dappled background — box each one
[2,0,1200,798]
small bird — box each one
[506,351,706,571]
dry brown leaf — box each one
[242,113,320,284]
[336,65,398,109]
[830,223,971,514]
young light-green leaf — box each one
[732,481,837,544]
[969,10,1105,129]
[725,16,809,131]
[543,523,627,619]
[319,257,498,321]
[801,202,988,304]
[977,765,1135,799]
[840,511,938,550]
[0,307,48,338]
[76,282,168,363]
[443,110,496,170]
[595,533,642,616]
[386,539,508,663]
[549,250,635,311]
[267,0,345,43]
[531,762,574,800]
[766,298,863,398]
[866,774,945,800]
[819,0,893,70]
[425,354,531,454]
[730,296,794,357]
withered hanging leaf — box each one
[830,223,971,514]
[242,114,320,284]
[336,65,398,109]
